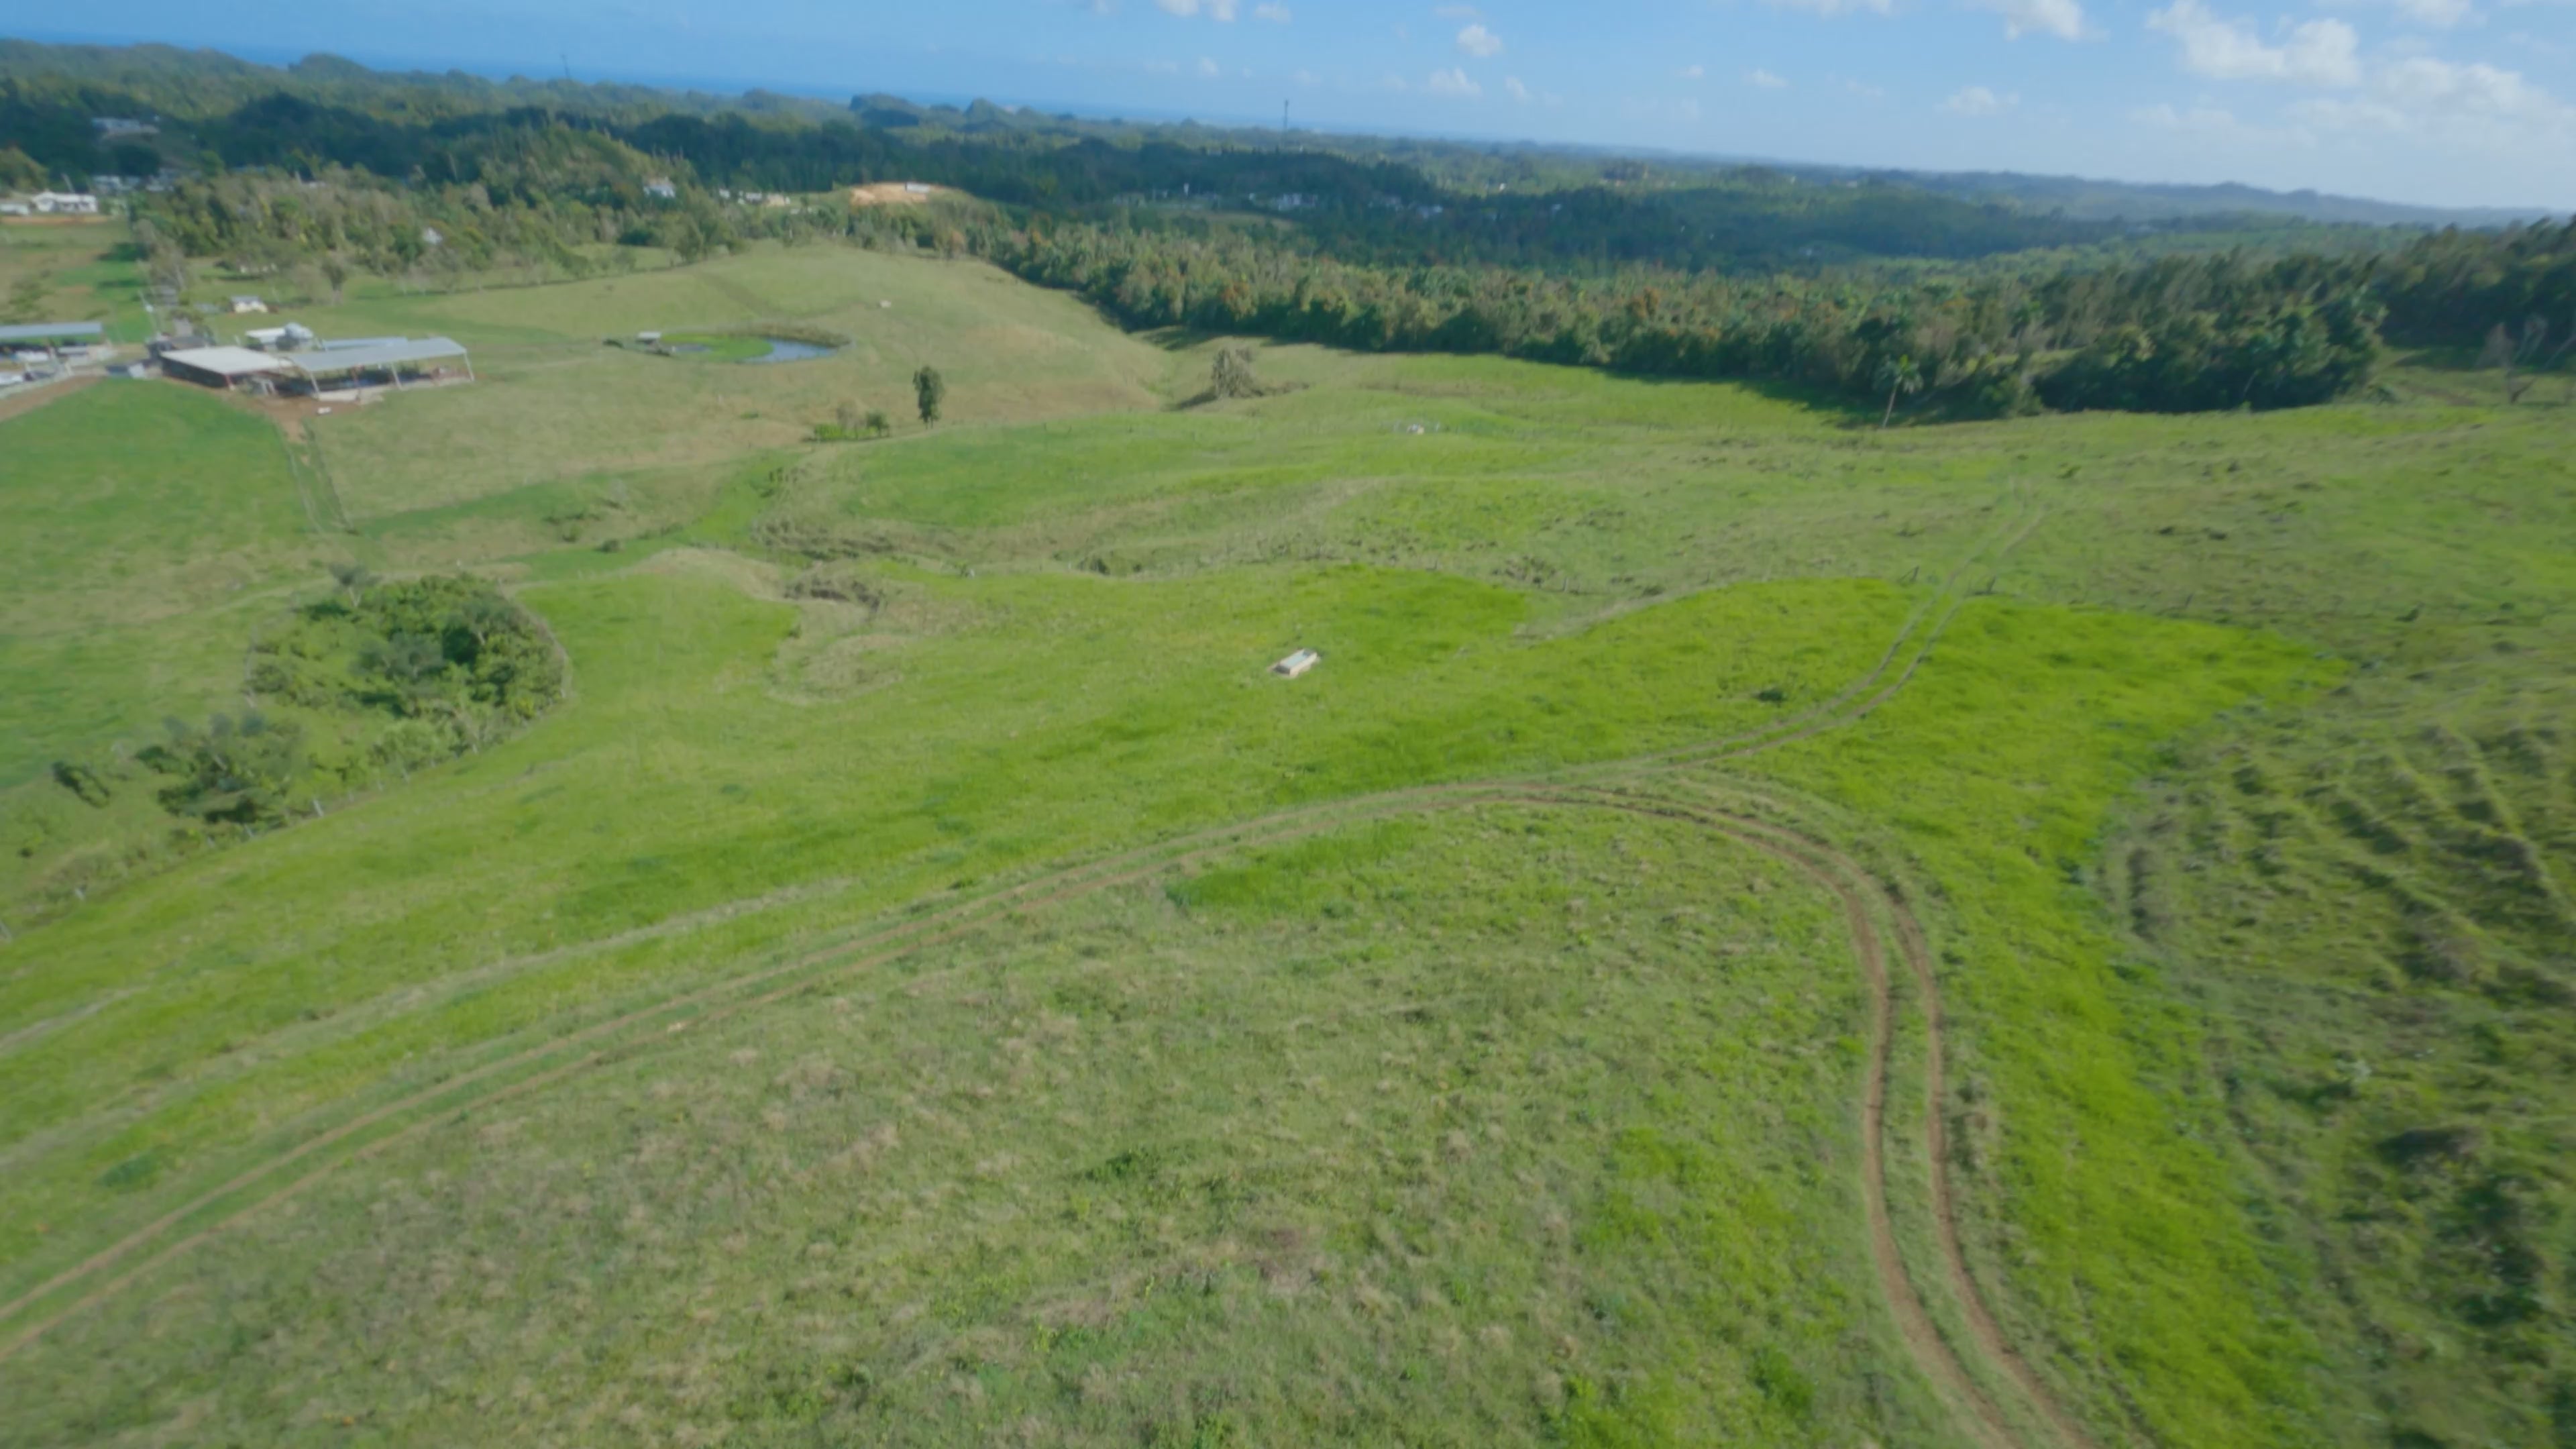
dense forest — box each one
[9,40,2573,417]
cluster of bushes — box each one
[114,574,565,830]
[812,402,893,441]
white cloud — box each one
[1426,66,1484,96]
[1381,72,1410,91]
[1293,68,1319,85]
[2319,0,2476,26]
[1456,22,1505,56]
[1145,58,1179,72]
[1197,55,1222,76]
[2131,100,2318,143]
[1762,0,1897,15]
[1941,84,2019,113]
[2146,0,2361,85]
[1840,75,1890,97]
[1155,0,1238,17]
[1679,63,1707,79]
[1254,1,1292,19]
[1505,74,1534,101]
[1972,0,2088,39]
[1156,0,1197,11]
[2293,54,2576,137]
[1748,68,1791,88]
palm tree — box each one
[1876,355,1925,429]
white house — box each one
[643,177,678,200]
[0,201,29,217]
[32,192,100,215]
[229,296,270,315]
[91,117,158,138]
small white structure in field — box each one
[229,295,268,314]
[1271,649,1320,679]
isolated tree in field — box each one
[320,254,350,305]
[1876,355,1925,428]
[141,712,305,826]
[1211,345,1260,399]
[837,400,865,434]
[914,365,947,426]
[327,561,376,606]
[865,409,892,437]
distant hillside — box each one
[1876,168,2548,229]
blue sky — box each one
[26,0,2576,208]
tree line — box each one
[23,34,2571,417]
[975,218,2401,415]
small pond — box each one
[741,337,839,364]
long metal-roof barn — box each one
[288,337,472,388]
[158,345,292,388]
[0,321,105,347]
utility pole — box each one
[1281,99,1291,150]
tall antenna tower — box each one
[1281,99,1291,149]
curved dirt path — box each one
[0,492,2046,1173]
[0,784,2079,1447]
[0,496,2090,1446]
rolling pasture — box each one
[0,219,150,343]
[1,240,2570,1448]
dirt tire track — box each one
[0,496,2044,1167]
[0,500,2090,1447]
[1618,488,2040,771]
[0,786,2096,1449]
[0,494,2047,1311]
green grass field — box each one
[0,219,151,342]
[0,383,325,787]
[1,236,2571,1448]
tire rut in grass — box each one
[0,497,2092,1446]
[0,790,2094,1447]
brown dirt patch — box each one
[848,182,949,207]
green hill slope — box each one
[1,241,2571,1449]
